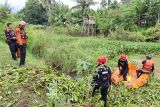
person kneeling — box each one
[118,54,129,81]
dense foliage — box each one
[0,51,160,107]
[0,4,11,22]
[19,0,48,25]
[0,0,160,107]
[28,28,160,74]
[19,0,160,29]
[17,0,160,41]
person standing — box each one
[5,23,17,60]
[15,21,28,66]
[92,56,112,107]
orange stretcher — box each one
[111,63,150,89]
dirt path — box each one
[130,56,160,78]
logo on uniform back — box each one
[102,71,108,74]
[101,67,109,81]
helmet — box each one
[146,54,152,59]
[97,56,107,63]
[19,21,27,26]
[120,54,126,61]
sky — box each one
[0,0,120,13]
[0,0,27,13]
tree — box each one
[0,0,11,21]
[110,0,119,9]
[39,0,69,25]
[71,0,98,16]
[39,0,55,25]
[121,0,131,4]
[101,0,108,8]
[133,0,160,26]
[101,0,119,10]
[19,0,48,25]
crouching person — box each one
[118,54,129,81]
[92,56,111,107]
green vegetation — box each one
[1,40,160,107]
[0,51,160,107]
[18,0,48,25]
[1,22,160,106]
[28,28,160,74]
[1,0,160,106]
[0,3,11,22]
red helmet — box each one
[120,54,126,61]
[97,56,107,63]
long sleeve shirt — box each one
[118,59,128,70]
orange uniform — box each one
[142,60,154,71]
[15,27,28,45]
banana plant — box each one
[39,0,56,25]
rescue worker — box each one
[92,56,111,107]
[5,23,17,60]
[15,21,28,66]
[136,54,154,78]
[118,54,129,81]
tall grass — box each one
[28,27,160,73]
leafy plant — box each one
[76,59,92,73]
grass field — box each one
[0,27,160,107]
[28,28,160,73]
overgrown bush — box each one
[28,28,160,74]
[51,26,69,35]
[0,5,11,22]
[143,23,160,38]
[109,27,145,41]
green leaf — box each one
[0,96,3,100]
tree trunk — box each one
[139,14,141,26]
[158,11,160,23]
[108,0,110,10]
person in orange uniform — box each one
[15,21,28,66]
[136,54,154,78]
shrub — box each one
[28,27,160,74]
[109,27,145,41]
[143,23,160,38]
